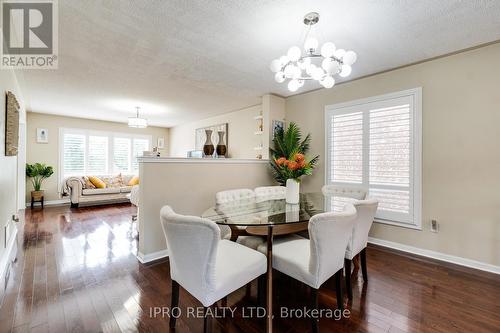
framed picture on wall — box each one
[36,128,48,143]
[157,137,165,149]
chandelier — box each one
[270,12,357,92]
[128,106,148,128]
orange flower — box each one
[283,159,290,167]
[276,157,286,166]
[287,161,299,170]
[297,160,306,169]
[295,153,305,162]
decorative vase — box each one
[203,129,215,157]
[285,179,300,204]
[216,131,227,157]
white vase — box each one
[285,178,300,204]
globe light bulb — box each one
[305,63,316,76]
[270,59,281,73]
[288,79,300,92]
[320,76,335,88]
[320,42,336,58]
[304,37,319,52]
[324,60,340,74]
[312,67,325,81]
[298,79,305,87]
[284,64,297,78]
[287,46,302,62]
[334,48,346,58]
[279,55,290,66]
[339,64,352,77]
[298,57,311,69]
[321,58,332,71]
[343,51,357,65]
[274,71,286,83]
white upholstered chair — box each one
[321,184,367,200]
[254,186,286,202]
[258,204,357,331]
[344,199,378,299]
[160,206,267,332]
[215,189,264,249]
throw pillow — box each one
[88,176,106,189]
[83,176,96,189]
[128,176,139,186]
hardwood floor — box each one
[0,204,499,333]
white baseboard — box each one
[25,198,70,207]
[137,249,169,264]
[368,237,500,275]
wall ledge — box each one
[138,157,269,164]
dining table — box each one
[201,192,353,333]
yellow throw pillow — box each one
[128,176,139,186]
[88,176,106,189]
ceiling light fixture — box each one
[128,106,148,128]
[270,12,357,92]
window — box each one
[60,128,151,179]
[325,88,422,228]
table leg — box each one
[266,225,273,333]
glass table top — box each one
[201,192,356,226]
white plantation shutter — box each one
[87,136,108,174]
[60,129,151,180]
[113,137,131,173]
[326,89,421,228]
[132,138,149,171]
[330,112,363,184]
[63,133,85,175]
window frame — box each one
[59,127,152,182]
[324,88,422,229]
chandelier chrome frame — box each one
[270,12,357,92]
[128,106,148,128]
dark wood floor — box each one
[0,204,499,333]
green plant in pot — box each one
[270,122,319,204]
[26,163,54,201]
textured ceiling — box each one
[18,0,500,127]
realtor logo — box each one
[1,0,58,69]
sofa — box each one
[64,175,136,208]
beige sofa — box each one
[64,175,135,208]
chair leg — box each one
[311,287,318,333]
[360,248,368,282]
[203,306,211,333]
[170,280,180,328]
[345,258,353,300]
[335,271,344,310]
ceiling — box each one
[18,0,500,128]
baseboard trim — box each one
[137,249,169,264]
[368,237,500,275]
[25,198,70,207]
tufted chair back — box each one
[345,199,379,260]
[322,185,367,200]
[215,188,255,205]
[254,186,286,203]
[308,204,357,288]
[160,206,220,301]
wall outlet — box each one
[430,219,439,233]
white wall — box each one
[169,104,262,159]
[285,43,500,267]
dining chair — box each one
[254,186,286,202]
[258,204,357,332]
[321,184,367,200]
[160,206,267,333]
[215,188,265,249]
[344,199,378,299]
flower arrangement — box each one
[270,122,319,185]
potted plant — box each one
[270,122,319,204]
[26,163,54,201]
